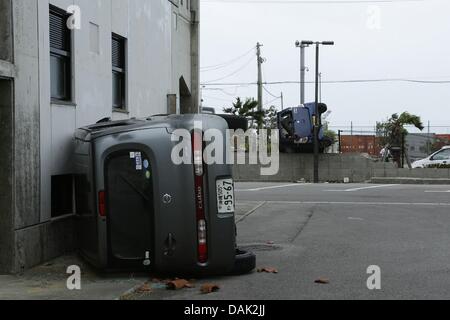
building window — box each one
[112,34,126,110]
[49,5,72,101]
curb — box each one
[370,177,450,185]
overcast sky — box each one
[199,0,450,134]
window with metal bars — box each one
[49,5,72,101]
[112,34,126,110]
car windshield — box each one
[433,149,450,160]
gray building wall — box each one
[0,0,200,273]
[0,0,13,62]
[406,133,435,162]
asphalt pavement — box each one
[3,182,449,300]
[144,182,450,300]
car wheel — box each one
[230,249,256,275]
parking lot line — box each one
[236,183,307,192]
[236,202,267,223]
[324,184,398,192]
[265,201,450,207]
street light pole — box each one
[313,43,321,183]
[313,41,334,184]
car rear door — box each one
[105,149,154,267]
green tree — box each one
[377,112,424,167]
[324,129,338,144]
[224,97,265,129]
[376,112,424,147]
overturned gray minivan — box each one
[74,114,255,276]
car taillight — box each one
[98,190,106,217]
[192,130,208,264]
[193,131,204,177]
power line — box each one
[202,55,255,84]
[201,78,450,86]
[201,46,255,71]
[203,87,240,97]
[263,85,280,98]
[202,95,234,102]
[264,96,282,107]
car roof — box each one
[75,114,228,142]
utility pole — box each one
[300,45,306,105]
[256,42,264,129]
[280,92,284,110]
[319,72,322,103]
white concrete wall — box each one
[33,0,197,223]
[7,0,198,271]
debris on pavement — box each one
[315,278,330,284]
[200,284,221,294]
[257,267,279,274]
[136,282,152,294]
[166,279,195,290]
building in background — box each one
[405,133,435,162]
[340,135,382,157]
[0,0,200,273]
[435,134,450,150]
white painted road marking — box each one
[265,201,450,207]
[236,184,307,192]
[325,184,398,192]
[236,202,267,223]
[425,190,450,193]
[348,217,365,221]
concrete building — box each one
[0,0,200,273]
[406,133,435,162]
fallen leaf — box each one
[136,282,152,293]
[166,279,194,290]
[315,278,330,284]
[257,267,279,274]
[200,284,220,294]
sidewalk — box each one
[0,255,148,300]
[0,204,252,300]
[371,177,450,185]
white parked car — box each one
[412,146,450,168]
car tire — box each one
[230,249,256,275]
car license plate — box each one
[216,178,235,214]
